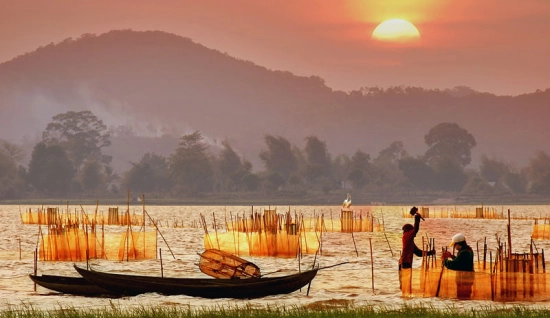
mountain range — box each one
[1,30,549,174]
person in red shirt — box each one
[399,207,435,291]
[399,206,435,270]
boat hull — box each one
[74,265,317,298]
[29,274,119,296]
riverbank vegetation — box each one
[2,110,550,205]
[1,303,550,318]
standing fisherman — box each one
[399,207,435,289]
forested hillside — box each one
[1,30,549,202]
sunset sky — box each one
[2,0,549,95]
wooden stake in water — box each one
[213,212,220,250]
[33,249,37,291]
[435,247,446,297]
[369,237,374,291]
[160,248,164,277]
[351,228,358,257]
[508,209,512,258]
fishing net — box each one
[38,226,157,261]
[204,230,319,257]
[198,249,261,279]
[21,207,144,226]
[402,252,549,301]
[532,219,550,239]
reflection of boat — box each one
[74,264,318,299]
[29,274,119,296]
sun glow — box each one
[372,19,421,44]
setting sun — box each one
[372,19,421,43]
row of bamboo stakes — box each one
[402,206,542,220]
[21,205,145,227]
[25,192,169,262]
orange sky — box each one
[1,0,549,95]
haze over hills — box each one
[1,30,549,174]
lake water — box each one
[1,204,550,311]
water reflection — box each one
[1,204,550,310]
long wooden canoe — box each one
[74,264,318,299]
[29,274,119,296]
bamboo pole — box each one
[33,249,37,291]
[351,225,358,257]
[369,237,374,291]
[213,212,220,250]
[160,248,164,277]
[508,209,512,258]
[490,251,494,301]
[435,247,446,297]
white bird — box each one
[343,193,352,208]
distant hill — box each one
[1,30,549,173]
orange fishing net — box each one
[38,225,157,261]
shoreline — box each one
[2,303,550,318]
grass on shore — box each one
[1,303,550,318]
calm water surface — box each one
[1,204,550,311]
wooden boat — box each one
[74,264,318,298]
[29,274,119,296]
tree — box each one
[259,135,297,179]
[80,160,105,194]
[217,140,251,191]
[398,157,435,190]
[347,150,371,189]
[372,141,408,190]
[479,155,509,182]
[432,157,468,191]
[527,151,550,194]
[461,173,495,195]
[0,149,23,199]
[124,153,170,193]
[1,141,26,165]
[27,142,75,195]
[303,136,331,182]
[478,155,526,193]
[42,111,112,171]
[374,141,408,166]
[242,173,260,191]
[104,165,120,192]
[169,131,213,194]
[424,123,476,167]
[332,154,351,189]
[263,171,286,191]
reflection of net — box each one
[532,219,550,239]
[402,266,550,301]
[38,226,157,261]
[402,245,549,301]
[21,207,144,226]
